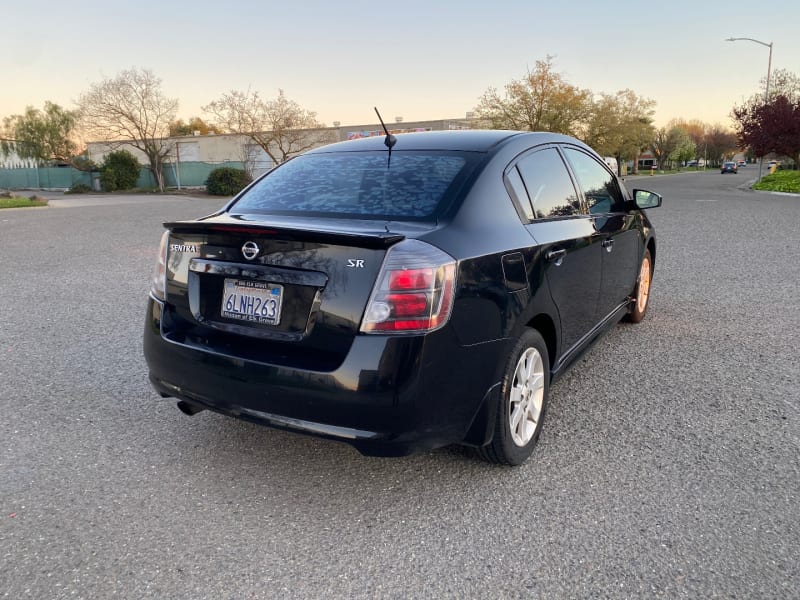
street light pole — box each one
[725,37,773,183]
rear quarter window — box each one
[230,151,472,219]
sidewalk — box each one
[46,193,224,208]
[2,189,223,208]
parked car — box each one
[721,161,738,174]
[144,130,661,465]
[736,160,746,168]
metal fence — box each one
[0,167,92,190]
[145,161,248,189]
[0,161,248,191]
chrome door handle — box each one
[545,249,567,262]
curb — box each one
[738,179,757,191]
[738,178,800,197]
[751,189,800,197]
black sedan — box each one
[721,161,738,174]
[144,130,661,465]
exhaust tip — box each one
[177,400,206,416]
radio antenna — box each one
[374,107,396,168]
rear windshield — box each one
[228,150,476,219]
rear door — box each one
[510,147,602,354]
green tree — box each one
[650,125,689,170]
[1,102,86,168]
[474,57,591,135]
[669,137,696,166]
[79,68,178,192]
[671,119,705,162]
[168,117,221,137]
[583,89,656,174]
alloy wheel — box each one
[508,347,545,447]
[637,255,652,314]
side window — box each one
[563,148,625,214]
[516,148,582,219]
[503,166,534,221]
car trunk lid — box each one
[160,215,407,369]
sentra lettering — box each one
[170,244,198,252]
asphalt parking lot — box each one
[1,173,798,598]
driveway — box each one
[1,178,798,598]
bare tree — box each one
[78,68,178,191]
[204,89,335,168]
[705,125,739,165]
[760,68,800,103]
[670,119,737,166]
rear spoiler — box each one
[164,221,405,250]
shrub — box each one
[100,150,140,192]
[71,156,98,172]
[752,170,800,193]
[206,167,251,196]
[66,183,92,194]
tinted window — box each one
[563,148,625,214]
[516,148,581,219]
[504,166,534,221]
[230,151,472,219]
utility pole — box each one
[725,37,773,183]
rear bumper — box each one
[143,296,506,456]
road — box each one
[1,173,798,598]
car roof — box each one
[306,130,579,154]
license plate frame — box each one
[221,278,283,326]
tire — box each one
[477,328,550,466]
[626,249,653,324]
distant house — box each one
[637,151,658,169]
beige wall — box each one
[86,118,474,167]
[86,133,253,165]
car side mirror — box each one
[633,189,662,209]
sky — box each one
[2,0,798,130]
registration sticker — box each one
[221,279,283,325]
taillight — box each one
[150,231,169,301]
[361,239,456,334]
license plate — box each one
[221,279,283,325]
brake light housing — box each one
[361,239,457,334]
[150,231,169,301]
